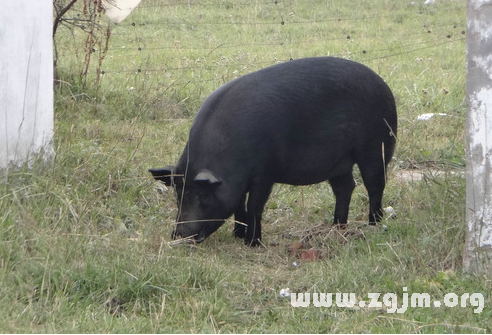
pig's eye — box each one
[198,193,212,205]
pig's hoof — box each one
[332,223,347,229]
[245,238,262,247]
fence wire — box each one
[55,0,466,106]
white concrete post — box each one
[0,0,54,170]
[464,0,492,274]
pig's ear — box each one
[149,166,176,186]
[194,169,221,187]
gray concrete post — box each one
[0,0,54,170]
[464,0,492,274]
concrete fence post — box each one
[0,0,54,171]
[464,0,492,274]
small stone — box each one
[279,288,291,298]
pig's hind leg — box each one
[357,154,387,224]
[328,171,356,226]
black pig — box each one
[150,57,397,246]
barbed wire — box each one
[113,0,463,15]
[57,26,465,73]
[107,25,463,53]
[57,19,464,56]
[131,0,283,8]
[89,35,464,77]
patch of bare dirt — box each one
[392,169,464,183]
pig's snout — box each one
[170,229,181,240]
[171,219,225,243]
[171,224,206,244]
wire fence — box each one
[55,0,466,109]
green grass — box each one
[2,0,490,332]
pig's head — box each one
[149,166,233,243]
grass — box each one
[2,0,491,332]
